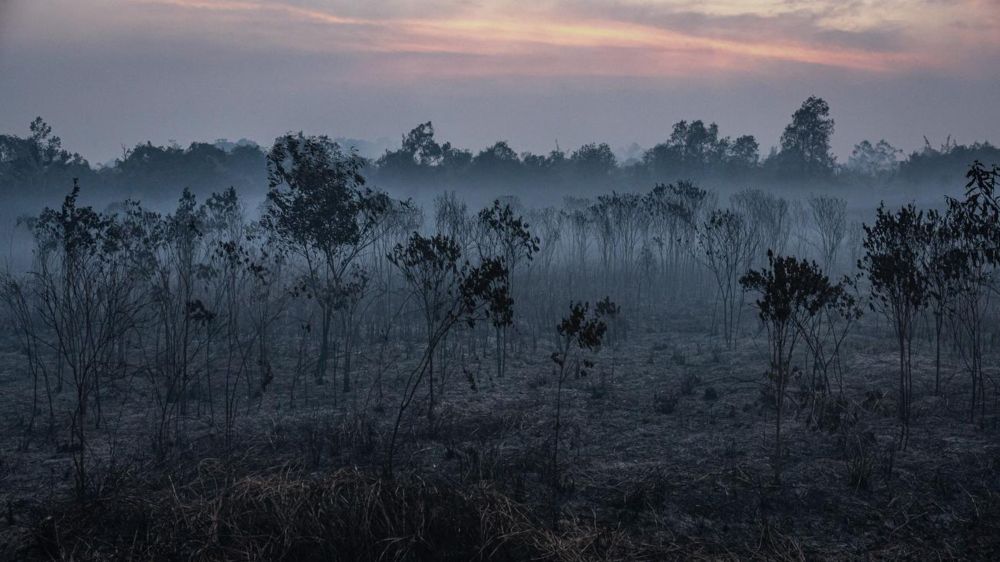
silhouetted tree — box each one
[898,138,1000,187]
[922,207,963,396]
[741,250,849,484]
[847,139,901,179]
[774,96,836,178]
[570,142,617,179]
[698,209,757,346]
[733,188,790,267]
[472,141,521,180]
[727,135,760,169]
[263,133,392,389]
[29,181,144,498]
[549,298,615,503]
[384,235,511,476]
[0,118,91,194]
[859,203,929,448]
[946,162,1000,422]
[639,120,757,181]
[809,196,848,271]
[645,181,713,292]
[476,200,539,378]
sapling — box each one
[699,209,757,347]
[384,232,511,476]
[809,196,848,272]
[476,200,538,378]
[859,203,929,449]
[946,162,1000,422]
[922,207,963,396]
[30,182,144,499]
[549,298,615,493]
[741,250,848,484]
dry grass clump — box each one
[27,461,642,561]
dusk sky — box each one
[1,0,997,163]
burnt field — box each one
[1,301,998,560]
[0,143,999,560]
[4,0,1000,557]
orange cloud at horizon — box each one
[137,0,971,77]
[392,16,927,73]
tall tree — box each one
[848,139,901,179]
[777,96,836,177]
[727,135,760,169]
[263,133,392,388]
[401,121,442,166]
[570,142,617,178]
[0,117,91,192]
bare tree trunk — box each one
[315,306,332,385]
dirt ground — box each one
[1,303,999,560]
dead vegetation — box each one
[3,312,999,560]
[2,159,1000,560]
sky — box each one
[0,0,998,164]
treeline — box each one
[0,118,266,205]
[2,97,998,204]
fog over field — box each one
[1,1,1000,560]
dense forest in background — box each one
[2,96,998,209]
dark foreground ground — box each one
[1,306,999,560]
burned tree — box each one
[946,162,1000,422]
[385,233,511,476]
[698,209,757,347]
[263,133,392,389]
[549,298,615,501]
[28,182,145,498]
[741,250,848,484]
[859,203,929,448]
[733,188,790,267]
[388,233,463,422]
[476,200,538,378]
[810,195,847,272]
[922,207,963,396]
